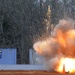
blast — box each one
[56,57,75,73]
[33,19,75,73]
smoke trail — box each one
[33,19,75,71]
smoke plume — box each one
[33,19,75,71]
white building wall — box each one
[29,49,42,65]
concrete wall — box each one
[0,65,44,70]
[0,48,16,64]
[29,49,42,65]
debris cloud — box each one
[33,19,75,73]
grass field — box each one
[0,70,75,75]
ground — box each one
[0,70,74,75]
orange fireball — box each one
[56,57,75,73]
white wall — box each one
[0,49,16,64]
[29,49,42,65]
[0,65,45,70]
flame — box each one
[33,19,75,73]
[56,57,75,73]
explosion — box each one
[33,19,75,73]
[56,57,75,73]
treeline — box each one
[0,0,75,64]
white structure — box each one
[0,49,45,70]
[0,48,16,64]
[0,65,44,70]
[29,49,42,65]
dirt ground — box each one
[0,70,74,75]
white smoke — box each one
[33,19,75,71]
